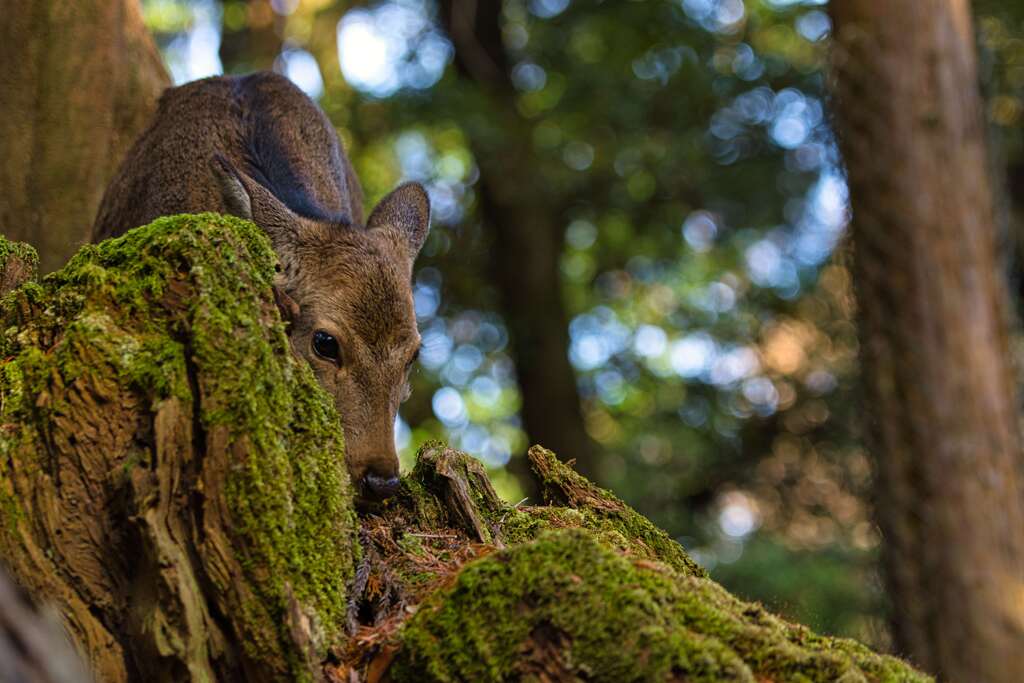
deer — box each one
[92,71,429,503]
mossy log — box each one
[0,216,357,682]
[0,216,929,682]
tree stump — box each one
[0,216,928,682]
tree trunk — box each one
[438,0,596,491]
[0,0,169,273]
[0,215,927,682]
[829,2,1024,681]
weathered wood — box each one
[0,217,358,682]
[414,445,504,544]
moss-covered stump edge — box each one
[0,216,358,682]
[342,445,929,683]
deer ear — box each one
[210,153,301,249]
[367,182,431,254]
[272,279,300,332]
[211,154,253,219]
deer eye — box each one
[312,330,341,363]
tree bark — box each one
[830,2,1024,681]
[0,217,359,682]
[0,0,169,273]
[0,215,927,682]
[438,0,596,491]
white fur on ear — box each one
[367,182,431,254]
[211,154,253,220]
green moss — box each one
[581,502,706,578]
[0,220,926,682]
[374,447,924,681]
[0,437,25,532]
[497,505,585,544]
[0,236,39,273]
[0,214,358,676]
[494,447,706,577]
[394,534,421,558]
[390,529,928,683]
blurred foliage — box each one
[976,0,1024,316]
[138,0,1020,650]
[978,0,1024,165]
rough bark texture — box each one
[438,0,596,490]
[830,2,1024,681]
[0,217,358,682]
[0,0,170,272]
[0,216,927,682]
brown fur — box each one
[92,72,430,496]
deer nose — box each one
[362,472,401,500]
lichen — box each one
[389,528,928,683]
[0,214,358,677]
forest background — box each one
[8,0,1024,660]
